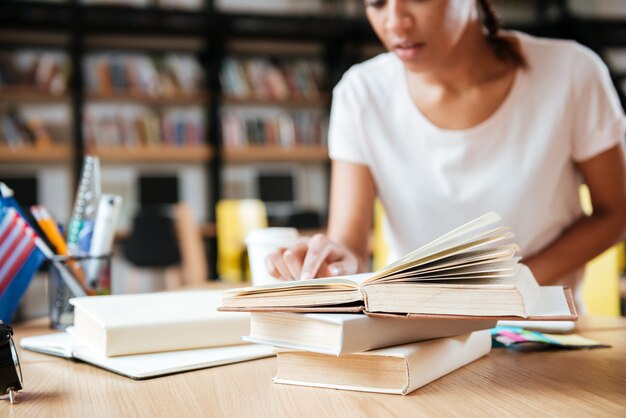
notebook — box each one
[20,332,274,380]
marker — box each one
[86,194,122,290]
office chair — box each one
[216,199,268,282]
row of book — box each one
[84,106,204,148]
[221,57,324,100]
[221,109,328,149]
[84,53,203,98]
[0,51,69,95]
[0,109,55,148]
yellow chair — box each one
[216,199,268,282]
[579,185,623,316]
[372,199,389,271]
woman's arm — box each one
[266,160,377,280]
[523,144,626,285]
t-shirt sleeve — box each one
[327,74,370,165]
[571,46,626,162]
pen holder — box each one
[48,255,112,330]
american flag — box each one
[0,207,46,323]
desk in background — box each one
[3,316,626,417]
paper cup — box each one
[245,227,300,286]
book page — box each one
[366,228,514,284]
[223,273,372,298]
[380,212,502,271]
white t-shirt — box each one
[328,32,626,294]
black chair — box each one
[122,207,180,268]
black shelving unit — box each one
[2,0,625,280]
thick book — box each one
[273,330,491,395]
[221,212,577,321]
[70,290,251,357]
[244,312,496,356]
[20,332,274,380]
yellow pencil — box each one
[31,206,68,255]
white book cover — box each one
[20,332,274,380]
[244,312,496,356]
[70,290,251,356]
[273,330,492,395]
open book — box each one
[221,212,577,320]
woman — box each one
[266,0,626,307]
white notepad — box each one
[20,332,274,380]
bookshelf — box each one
[87,145,213,163]
[0,144,72,163]
[2,0,625,280]
[223,146,328,163]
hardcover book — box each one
[273,330,492,395]
[244,312,496,356]
[221,212,577,321]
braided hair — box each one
[477,0,528,68]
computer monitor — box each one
[256,170,297,218]
[138,175,179,207]
[0,176,38,208]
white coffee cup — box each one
[245,227,300,286]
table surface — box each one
[2,316,626,418]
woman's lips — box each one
[393,42,426,60]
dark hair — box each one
[477,0,528,68]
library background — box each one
[1,0,625,320]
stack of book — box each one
[20,290,275,379]
[220,212,577,395]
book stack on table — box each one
[220,212,578,395]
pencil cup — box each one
[245,227,300,286]
[48,255,111,330]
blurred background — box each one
[1,0,625,320]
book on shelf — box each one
[273,330,492,395]
[71,290,251,357]
[0,50,69,95]
[0,108,55,148]
[221,108,328,149]
[20,332,274,380]
[244,311,496,356]
[220,56,323,100]
[84,53,203,98]
[84,105,204,148]
[221,212,577,320]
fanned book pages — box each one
[221,212,577,320]
[244,312,496,356]
[71,290,251,357]
[273,330,492,395]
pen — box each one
[34,237,90,298]
[31,206,68,255]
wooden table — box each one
[2,317,625,417]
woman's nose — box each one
[384,1,414,33]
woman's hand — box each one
[265,234,359,281]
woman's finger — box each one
[282,243,308,280]
[265,250,294,280]
[300,234,332,280]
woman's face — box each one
[365,0,476,72]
